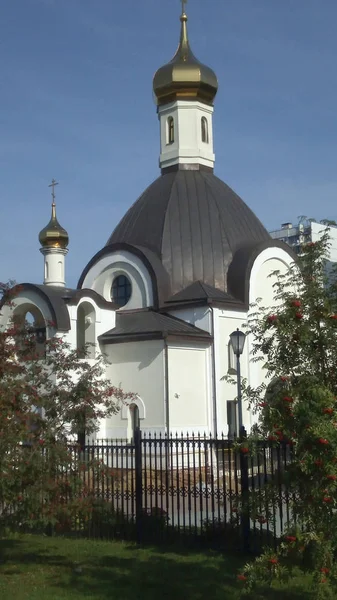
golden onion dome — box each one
[153,9,218,106]
[39,202,69,249]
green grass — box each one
[0,534,314,599]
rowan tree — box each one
[233,231,337,598]
[0,283,136,535]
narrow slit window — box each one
[167,117,174,144]
[201,117,209,143]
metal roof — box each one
[107,170,271,301]
[165,281,240,305]
[99,309,212,344]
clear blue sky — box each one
[2,0,337,288]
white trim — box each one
[121,396,146,420]
[249,247,294,305]
[81,250,154,309]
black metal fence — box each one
[63,431,293,553]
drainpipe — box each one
[164,338,170,437]
[164,338,170,478]
[210,306,218,437]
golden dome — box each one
[153,10,218,106]
[39,202,69,249]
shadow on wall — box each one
[106,341,163,371]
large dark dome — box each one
[107,170,271,299]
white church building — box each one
[1,8,295,440]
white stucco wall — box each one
[167,306,211,333]
[102,339,165,438]
[67,297,115,355]
[167,342,212,435]
[158,100,215,170]
[249,247,293,308]
[247,247,294,426]
[213,308,248,435]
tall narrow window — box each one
[201,117,209,143]
[130,404,140,442]
[227,400,238,440]
[167,117,174,144]
[111,275,132,307]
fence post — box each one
[240,429,250,553]
[134,427,143,544]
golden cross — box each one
[48,179,59,203]
[181,0,187,15]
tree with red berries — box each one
[0,284,136,536]
[234,231,337,598]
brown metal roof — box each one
[107,170,270,300]
[165,281,240,305]
[79,170,295,309]
[99,309,212,344]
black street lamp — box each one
[229,328,246,439]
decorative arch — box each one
[121,396,146,420]
[12,302,47,357]
[201,117,209,143]
[76,301,96,358]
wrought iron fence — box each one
[3,432,294,552]
[59,431,293,552]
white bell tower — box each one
[158,99,215,171]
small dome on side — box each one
[39,201,69,249]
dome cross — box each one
[48,179,59,204]
[181,0,187,15]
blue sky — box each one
[2,0,337,287]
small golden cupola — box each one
[153,4,218,106]
[39,180,69,288]
[39,180,69,249]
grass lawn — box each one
[0,534,314,600]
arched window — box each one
[227,341,237,374]
[167,116,174,145]
[130,404,140,442]
[111,275,132,308]
[201,117,209,143]
[12,305,47,359]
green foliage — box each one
[0,285,136,536]
[232,230,337,598]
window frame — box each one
[167,116,175,145]
[201,117,209,144]
[111,274,132,307]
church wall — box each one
[248,247,294,398]
[167,306,211,333]
[158,100,215,170]
[212,249,293,437]
[213,308,249,435]
[67,299,115,356]
[101,340,165,439]
[167,342,211,435]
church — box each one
[1,7,294,440]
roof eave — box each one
[99,331,212,345]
